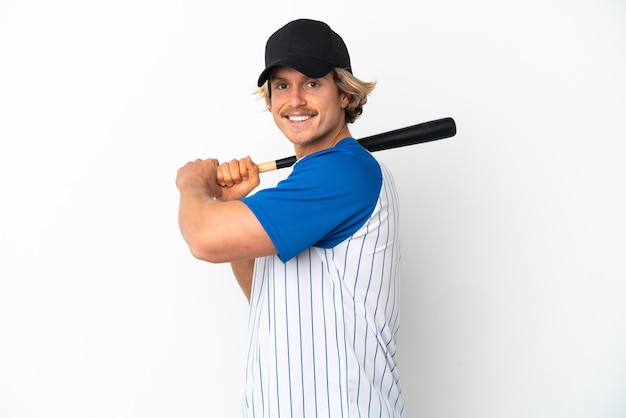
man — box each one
[176,18,406,417]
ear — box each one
[341,93,351,109]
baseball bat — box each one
[257,117,457,173]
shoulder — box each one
[294,138,382,185]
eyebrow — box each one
[270,71,321,84]
[269,72,298,83]
[269,74,286,83]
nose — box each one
[288,86,306,107]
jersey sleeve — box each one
[241,139,382,263]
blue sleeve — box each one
[241,138,382,263]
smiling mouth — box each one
[288,115,312,122]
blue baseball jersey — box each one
[240,138,406,417]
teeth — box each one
[289,115,310,122]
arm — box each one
[176,156,277,264]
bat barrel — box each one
[357,117,456,152]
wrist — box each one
[179,183,216,200]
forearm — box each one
[178,188,276,263]
[231,258,255,303]
[178,190,216,259]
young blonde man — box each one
[176,18,406,417]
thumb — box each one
[246,156,260,179]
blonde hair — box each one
[255,68,376,124]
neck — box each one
[294,125,352,159]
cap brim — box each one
[257,56,335,87]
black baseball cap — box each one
[257,19,352,87]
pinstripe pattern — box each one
[242,163,405,418]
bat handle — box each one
[258,156,297,173]
[257,160,277,173]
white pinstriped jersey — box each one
[241,162,405,417]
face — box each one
[268,66,351,158]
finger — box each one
[228,159,245,184]
[244,156,261,189]
[217,164,231,187]
[214,159,231,187]
[245,156,259,180]
[240,156,256,182]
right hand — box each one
[214,156,260,201]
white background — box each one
[1,1,624,417]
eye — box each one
[275,82,288,90]
[307,81,319,88]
